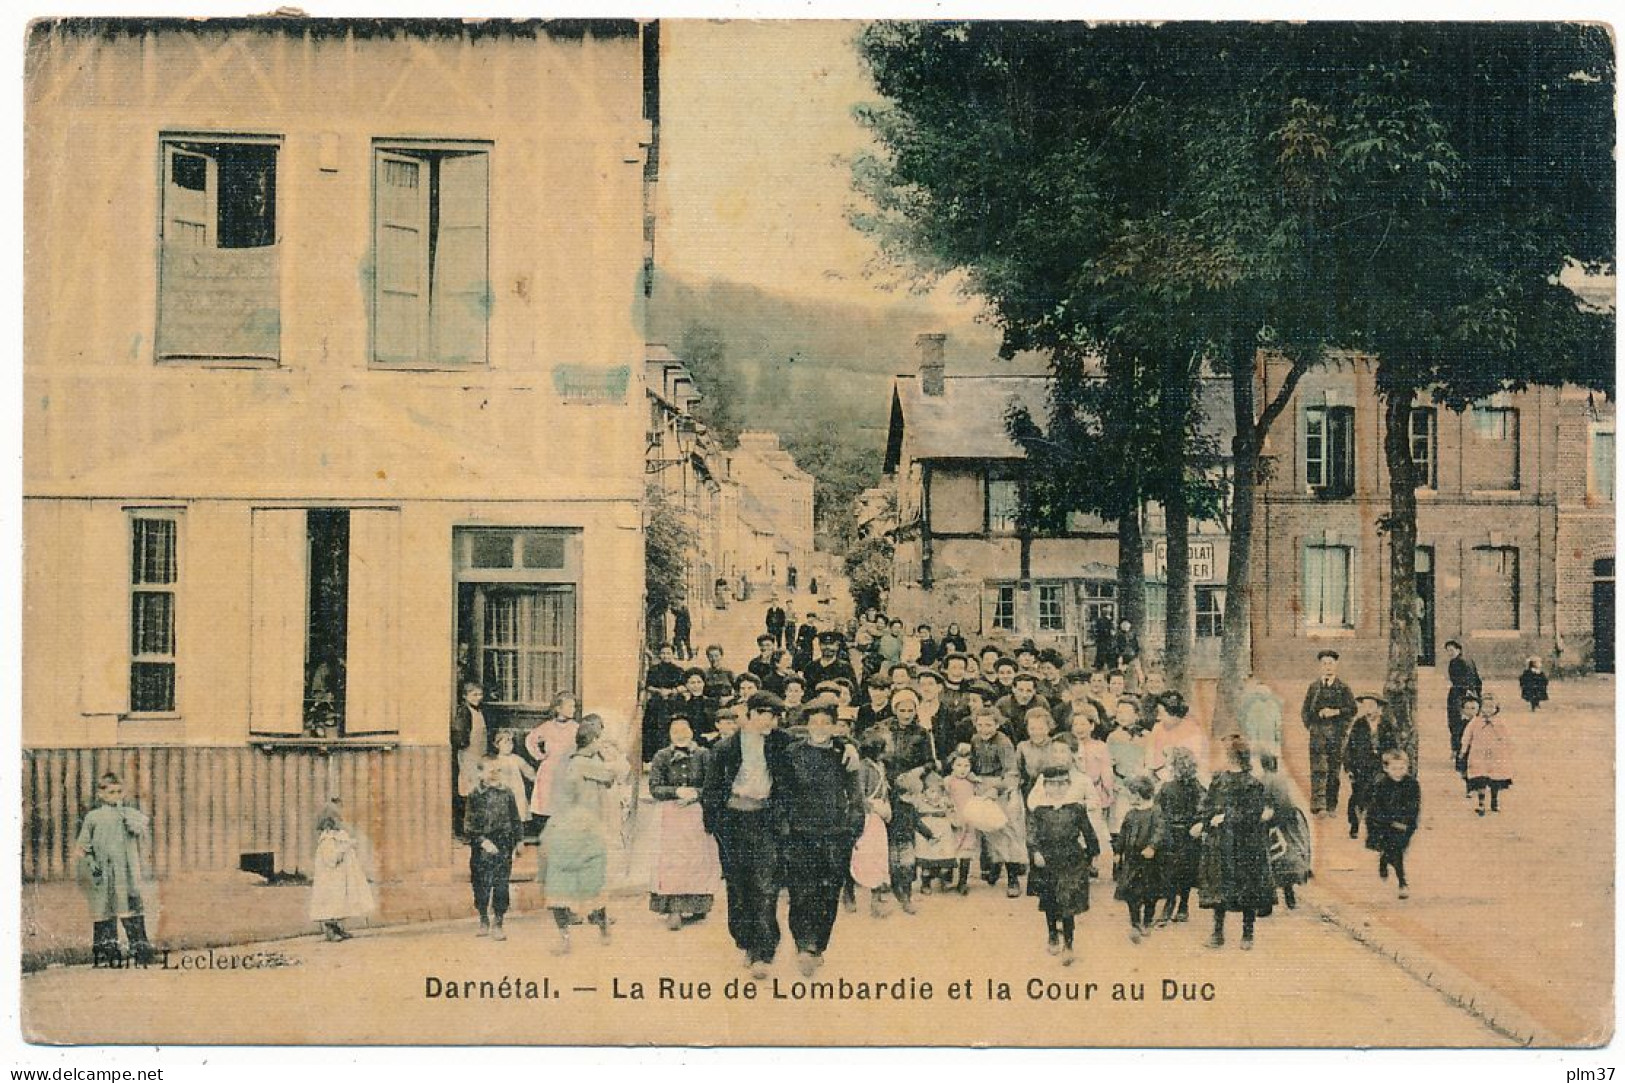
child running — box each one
[1366,749,1421,899]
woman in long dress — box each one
[646,719,722,930]
[539,715,623,955]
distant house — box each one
[882,335,1234,671]
[730,431,816,586]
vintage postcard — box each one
[17,15,1615,1049]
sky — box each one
[658,20,993,335]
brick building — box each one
[1252,353,1614,678]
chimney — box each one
[917,333,946,396]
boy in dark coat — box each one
[1365,749,1421,899]
[780,703,865,975]
[886,772,935,914]
[464,756,522,940]
[1342,693,1388,840]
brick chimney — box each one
[917,333,946,396]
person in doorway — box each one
[451,682,491,833]
[1300,650,1357,816]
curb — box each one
[1306,892,1551,1047]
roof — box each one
[884,373,1236,473]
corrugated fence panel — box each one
[22,746,451,882]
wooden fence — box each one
[22,745,455,883]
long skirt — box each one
[650,801,721,917]
[850,812,890,889]
[540,810,608,907]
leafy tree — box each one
[644,483,695,648]
[676,323,746,449]
[844,532,895,613]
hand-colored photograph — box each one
[18,15,1615,1048]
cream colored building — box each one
[23,18,656,882]
[730,431,816,585]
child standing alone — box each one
[1460,694,1514,816]
[1520,658,1550,714]
[1113,775,1164,943]
[309,799,375,942]
[76,773,155,967]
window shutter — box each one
[165,147,215,248]
[374,152,431,363]
[249,509,307,736]
[431,152,489,364]
[344,509,401,735]
[79,508,131,716]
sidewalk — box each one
[1274,669,1615,1046]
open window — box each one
[157,137,281,362]
[373,143,491,366]
[1305,405,1355,498]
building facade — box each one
[1252,353,1614,677]
[882,337,1233,671]
[729,432,816,587]
[23,18,656,883]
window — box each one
[303,510,350,733]
[991,584,1017,631]
[456,528,581,711]
[1037,583,1066,631]
[1304,544,1352,628]
[158,137,280,361]
[1470,405,1521,489]
[1081,579,1118,638]
[1195,586,1225,638]
[987,477,1020,535]
[1409,407,1438,489]
[373,143,490,365]
[1471,546,1520,631]
[1590,426,1615,503]
[129,514,180,713]
[1305,405,1355,497]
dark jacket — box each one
[781,736,864,838]
[1301,677,1357,729]
[463,785,521,851]
[1196,769,1277,914]
[1519,668,1550,707]
[765,606,787,635]
[1365,775,1421,855]
[699,728,794,836]
[648,744,709,798]
[884,722,936,780]
[450,703,490,755]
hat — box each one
[1356,693,1386,706]
[1040,764,1070,780]
[966,679,997,698]
[1017,640,1039,654]
[817,630,842,644]
[746,692,787,715]
[1316,649,1340,661]
[1038,648,1066,667]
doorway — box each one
[1594,558,1614,674]
[1415,546,1436,667]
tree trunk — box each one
[1117,493,1146,652]
[1381,384,1422,776]
[1161,357,1194,693]
[1218,397,1256,728]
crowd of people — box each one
[72,608,1548,970]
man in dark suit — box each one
[765,602,787,648]
[1444,639,1482,763]
[780,702,863,976]
[1300,649,1358,816]
[702,692,793,979]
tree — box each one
[1273,28,1615,768]
[855,23,1332,705]
[844,532,895,613]
[676,323,745,449]
[644,483,695,648]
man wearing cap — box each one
[780,702,864,975]
[803,631,851,690]
[1444,640,1482,765]
[1343,693,1393,839]
[701,692,793,978]
[1301,649,1358,816]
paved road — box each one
[23,874,1509,1046]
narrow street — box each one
[22,867,1508,1046]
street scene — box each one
[18,16,1615,1053]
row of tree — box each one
[854,22,1614,764]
